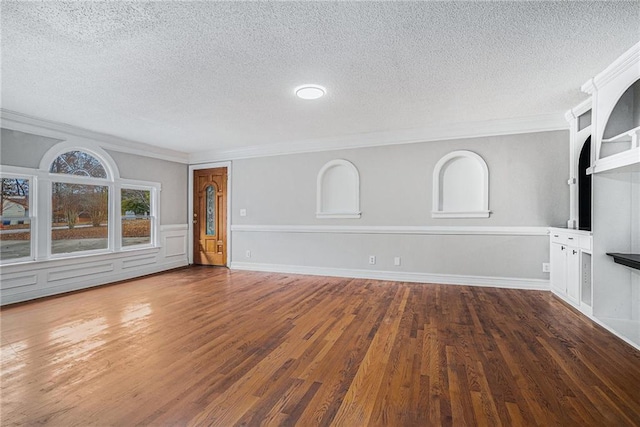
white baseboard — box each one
[584,315,640,352]
[230,262,550,290]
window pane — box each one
[206,185,215,235]
[121,189,151,246]
[52,183,108,254]
[1,178,31,260]
[50,151,107,178]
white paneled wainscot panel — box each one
[0,224,189,305]
[161,224,189,258]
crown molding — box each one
[190,113,568,163]
[1,108,568,165]
[581,41,640,94]
[564,98,592,122]
[0,109,190,164]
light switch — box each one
[240,209,247,217]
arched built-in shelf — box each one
[583,44,640,174]
[432,150,490,218]
[316,159,361,219]
[598,78,640,161]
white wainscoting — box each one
[230,224,551,290]
[0,224,189,305]
[230,262,549,290]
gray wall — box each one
[1,129,61,167]
[231,130,569,281]
[107,150,188,224]
[233,131,569,227]
[1,128,188,225]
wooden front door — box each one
[193,168,227,266]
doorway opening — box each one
[193,167,227,266]
[578,137,592,231]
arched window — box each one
[43,145,116,255]
[1,139,160,264]
[41,141,155,258]
[432,150,490,218]
[316,159,361,219]
[49,150,107,178]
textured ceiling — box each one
[2,1,639,155]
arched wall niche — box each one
[316,159,361,219]
[432,150,490,218]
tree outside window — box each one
[51,183,109,254]
[2,145,161,264]
[0,178,31,261]
[121,188,151,247]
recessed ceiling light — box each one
[295,84,326,100]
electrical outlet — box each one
[394,257,401,266]
[240,209,247,217]
[542,262,550,273]
[369,255,376,265]
[246,250,251,258]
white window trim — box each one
[44,142,117,258]
[39,138,120,181]
[0,141,162,264]
[119,181,161,251]
[0,169,37,264]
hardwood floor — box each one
[1,266,639,426]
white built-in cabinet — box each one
[549,228,592,316]
[553,42,640,350]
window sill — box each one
[316,212,362,219]
[121,243,155,252]
[0,247,161,271]
[431,210,491,219]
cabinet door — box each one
[566,248,580,304]
[550,243,567,294]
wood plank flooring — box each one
[1,266,639,426]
